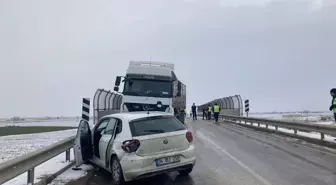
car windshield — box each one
[123,79,172,98]
[129,116,186,137]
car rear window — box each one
[129,116,186,137]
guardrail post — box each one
[66,149,70,162]
[257,123,260,127]
[321,133,325,140]
[27,168,34,185]
[275,126,278,130]
[294,129,297,134]
[265,124,268,128]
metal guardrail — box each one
[196,113,336,140]
[0,136,75,185]
[218,114,336,140]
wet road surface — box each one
[60,119,336,185]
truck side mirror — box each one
[114,86,119,92]
[115,76,121,86]
[177,82,181,96]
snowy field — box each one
[0,120,80,127]
[0,129,77,163]
[0,119,96,185]
[0,119,95,163]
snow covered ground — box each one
[0,120,96,185]
[0,120,80,127]
[0,129,77,163]
[3,149,76,185]
[48,164,93,185]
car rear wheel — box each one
[111,157,125,185]
[178,167,193,176]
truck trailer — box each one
[113,61,187,123]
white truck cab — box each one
[114,61,186,123]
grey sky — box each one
[0,0,335,117]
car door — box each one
[93,118,110,159]
[74,120,93,167]
[99,118,117,166]
[105,118,123,169]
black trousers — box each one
[214,112,219,122]
[208,112,211,120]
[192,111,197,120]
[334,113,336,122]
[202,112,207,120]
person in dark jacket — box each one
[330,88,336,122]
[191,103,197,120]
[202,106,207,120]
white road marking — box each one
[196,131,272,185]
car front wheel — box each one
[111,157,125,185]
[178,167,193,176]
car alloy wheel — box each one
[113,160,120,180]
[111,157,125,185]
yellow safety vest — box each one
[333,98,336,113]
[214,105,220,113]
[208,106,212,112]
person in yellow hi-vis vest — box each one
[213,103,220,122]
[330,88,336,122]
[207,104,212,120]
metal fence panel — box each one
[198,95,244,116]
[93,89,123,124]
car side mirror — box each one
[115,76,121,86]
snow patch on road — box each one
[48,164,94,185]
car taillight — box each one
[186,131,193,142]
[121,139,140,153]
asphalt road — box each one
[60,118,336,185]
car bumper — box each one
[120,144,196,181]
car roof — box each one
[102,111,175,121]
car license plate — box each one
[155,155,180,166]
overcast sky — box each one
[0,0,335,117]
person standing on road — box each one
[330,88,336,122]
[202,106,207,120]
[207,104,212,120]
[213,103,220,122]
[191,103,197,120]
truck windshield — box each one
[123,79,172,98]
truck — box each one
[113,61,187,123]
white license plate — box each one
[155,155,180,166]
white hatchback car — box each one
[73,111,196,185]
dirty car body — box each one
[73,111,196,184]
